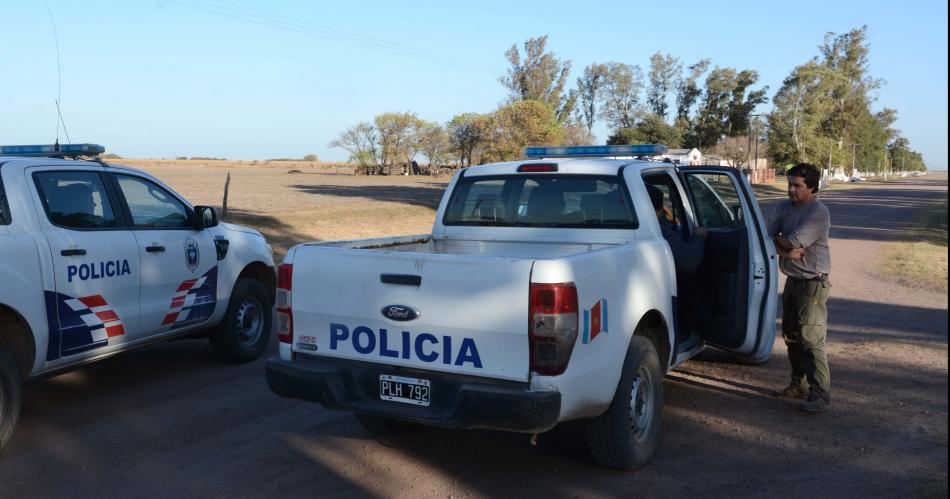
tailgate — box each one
[291,248,533,381]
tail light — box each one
[529,282,578,376]
[276,263,293,344]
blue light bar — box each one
[0,143,105,157]
[524,144,668,158]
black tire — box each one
[210,278,272,362]
[354,413,417,435]
[586,336,663,470]
[0,349,23,456]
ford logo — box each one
[381,305,420,322]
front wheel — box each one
[0,349,23,456]
[586,336,663,470]
[210,278,272,362]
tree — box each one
[768,26,892,172]
[599,62,645,131]
[576,63,608,135]
[500,35,577,124]
[562,122,595,146]
[768,61,836,166]
[417,121,450,174]
[819,26,883,154]
[675,58,711,121]
[690,67,767,149]
[634,114,682,147]
[329,122,378,175]
[647,52,682,120]
[712,136,750,168]
[302,153,319,162]
[483,100,563,163]
[606,127,638,146]
[374,112,425,175]
[447,112,491,168]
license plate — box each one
[379,375,430,407]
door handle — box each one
[146,245,166,253]
[60,248,87,256]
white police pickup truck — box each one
[0,144,276,453]
[266,144,777,469]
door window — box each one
[685,174,744,230]
[116,175,191,228]
[34,171,119,229]
[0,174,10,224]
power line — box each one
[164,0,506,77]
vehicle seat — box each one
[47,183,96,225]
[581,192,627,223]
[526,187,565,221]
[474,195,506,222]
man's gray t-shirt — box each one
[767,198,831,279]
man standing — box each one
[769,163,832,413]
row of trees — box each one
[330,29,926,174]
[769,26,926,172]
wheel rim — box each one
[235,297,264,346]
[629,365,655,439]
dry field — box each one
[119,159,450,260]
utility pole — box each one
[747,113,765,169]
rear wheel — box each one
[0,349,23,456]
[586,336,663,470]
[210,278,272,362]
[354,413,417,435]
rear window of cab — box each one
[443,174,638,229]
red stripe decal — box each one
[176,279,198,292]
[171,297,186,308]
[106,324,125,337]
[79,295,108,308]
[96,310,119,322]
[161,313,178,325]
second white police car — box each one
[0,143,276,454]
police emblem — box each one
[184,239,200,272]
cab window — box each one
[34,171,119,229]
[443,174,637,229]
[116,175,191,229]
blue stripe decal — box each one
[583,309,590,344]
[602,299,608,333]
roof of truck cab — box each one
[462,157,673,177]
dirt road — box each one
[1,177,946,498]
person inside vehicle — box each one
[647,184,707,274]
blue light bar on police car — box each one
[524,144,668,158]
[0,143,105,157]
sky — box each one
[2,0,947,170]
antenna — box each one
[45,1,71,144]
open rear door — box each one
[679,168,777,362]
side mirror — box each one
[194,205,219,229]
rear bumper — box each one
[266,356,561,433]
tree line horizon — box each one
[330,26,927,175]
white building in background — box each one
[702,154,726,166]
[661,148,702,166]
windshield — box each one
[442,174,638,229]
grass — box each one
[877,193,949,292]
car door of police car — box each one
[28,166,142,366]
[113,173,217,338]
